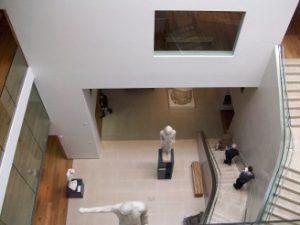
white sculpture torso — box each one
[66,168,77,191]
[160,125,176,162]
[79,201,148,225]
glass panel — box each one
[0,88,14,118]
[4,48,27,104]
[154,11,244,52]
[0,98,11,150]
[253,46,294,221]
[24,84,49,151]
[13,124,43,191]
[0,146,3,166]
[0,46,27,167]
[0,167,35,225]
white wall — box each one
[1,0,298,158]
[230,47,283,221]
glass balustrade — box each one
[0,83,50,225]
[0,48,27,167]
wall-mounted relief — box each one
[168,88,195,109]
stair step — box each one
[284,166,300,176]
[279,185,300,202]
[210,213,231,223]
[289,101,300,109]
[284,176,300,186]
[268,215,282,222]
[285,66,300,75]
[277,194,300,206]
[287,84,300,92]
[269,211,289,220]
[284,166,300,177]
[291,118,300,127]
[275,197,300,215]
[288,92,300,100]
[280,184,300,196]
[269,214,300,225]
[272,206,300,220]
[280,178,300,192]
[285,59,300,66]
[290,109,300,118]
[286,75,300,83]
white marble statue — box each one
[66,168,77,191]
[160,125,176,162]
[79,201,148,225]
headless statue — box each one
[79,201,148,225]
[160,125,176,162]
[66,168,77,191]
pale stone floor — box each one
[66,139,205,225]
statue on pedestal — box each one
[79,201,148,225]
[160,125,176,162]
[66,168,78,191]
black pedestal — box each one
[66,179,84,198]
[157,149,174,179]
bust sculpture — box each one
[160,125,176,162]
[79,201,148,225]
[66,168,77,191]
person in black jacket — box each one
[99,93,113,118]
[224,144,239,165]
[234,166,255,190]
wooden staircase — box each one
[267,58,300,222]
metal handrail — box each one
[200,131,221,223]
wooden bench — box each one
[191,161,203,197]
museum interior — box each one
[1,2,300,225]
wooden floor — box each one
[32,136,72,225]
[282,3,300,58]
[0,11,18,95]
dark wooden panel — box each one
[0,11,18,95]
[283,3,300,58]
[32,136,73,225]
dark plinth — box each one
[66,179,84,198]
[157,149,174,179]
[183,212,204,225]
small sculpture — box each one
[66,168,77,191]
[160,125,176,162]
[79,201,148,225]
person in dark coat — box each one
[233,166,255,190]
[99,93,112,118]
[224,144,239,165]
